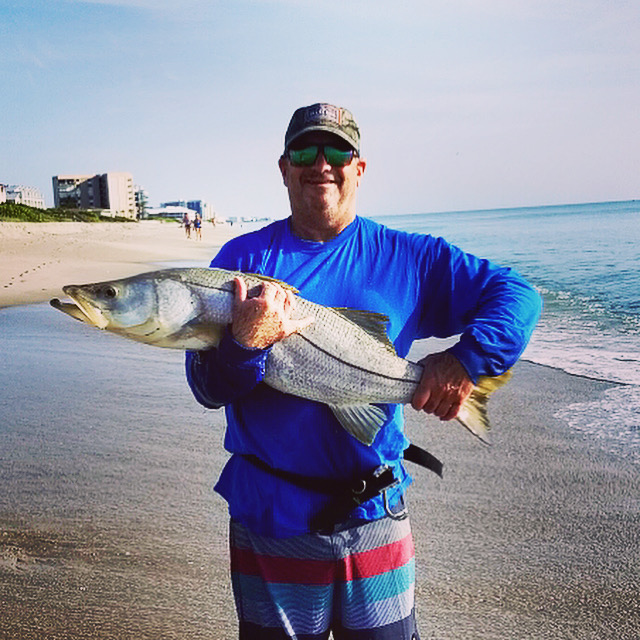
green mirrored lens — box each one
[323,146,354,166]
[288,146,319,166]
[288,145,355,167]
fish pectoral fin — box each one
[158,321,225,349]
[331,308,396,354]
[329,404,388,446]
[456,369,513,444]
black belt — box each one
[240,443,442,531]
[404,443,443,477]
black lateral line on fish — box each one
[189,280,419,384]
[297,333,421,384]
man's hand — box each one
[411,351,474,421]
[231,277,314,349]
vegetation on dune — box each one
[0,202,137,223]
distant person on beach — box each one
[194,214,202,240]
[186,103,541,638]
[183,212,192,239]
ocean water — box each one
[373,199,640,465]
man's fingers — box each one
[411,351,474,421]
[260,282,287,306]
[231,276,311,348]
[410,386,430,412]
[284,289,295,313]
[234,276,248,303]
[433,399,458,421]
[262,282,276,302]
[292,315,314,334]
[280,314,314,339]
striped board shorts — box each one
[230,513,420,639]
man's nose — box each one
[313,149,331,169]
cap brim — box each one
[286,126,359,153]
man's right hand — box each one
[231,276,314,349]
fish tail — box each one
[455,370,512,443]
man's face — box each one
[278,132,366,237]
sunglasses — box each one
[286,144,357,167]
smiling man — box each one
[186,103,541,639]
[278,105,366,241]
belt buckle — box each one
[350,465,399,507]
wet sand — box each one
[0,222,638,639]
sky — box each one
[1,0,639,218]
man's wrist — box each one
[221,326,272,363]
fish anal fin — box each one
[331,308,396,354]
[329,404,388,445]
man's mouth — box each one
[304,177,336,186]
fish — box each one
[50,267,511,446]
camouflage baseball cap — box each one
[284,103,360,153]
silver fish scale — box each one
[173,268,424,406]
[266,296,423,406]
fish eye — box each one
[100,285,118,299]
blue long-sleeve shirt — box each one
[186,216,541,537]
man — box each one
[186,103,541,639]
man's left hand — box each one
[411,351,474,421]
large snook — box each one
[51,267,510,445]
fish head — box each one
[62,275,158,331]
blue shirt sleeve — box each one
[418,236,542,382]
[185,328,271,409]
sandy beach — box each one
[0,220,245,308]
[1,221,638,639]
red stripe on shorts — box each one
[231,547,336,585]
[339,532,415,581]
[231,531,414,585]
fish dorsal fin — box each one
[171,268,299,294]
[243,272,299,293]
[332,308,396,354]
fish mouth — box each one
[52,285,110,329]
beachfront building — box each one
[0,184,6,204]
[134,185,149,219]
[188,200,214,221]
[52,172,136,219]
[161,199,214,221]
[146,204,195,220]
[6,185,46,209]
